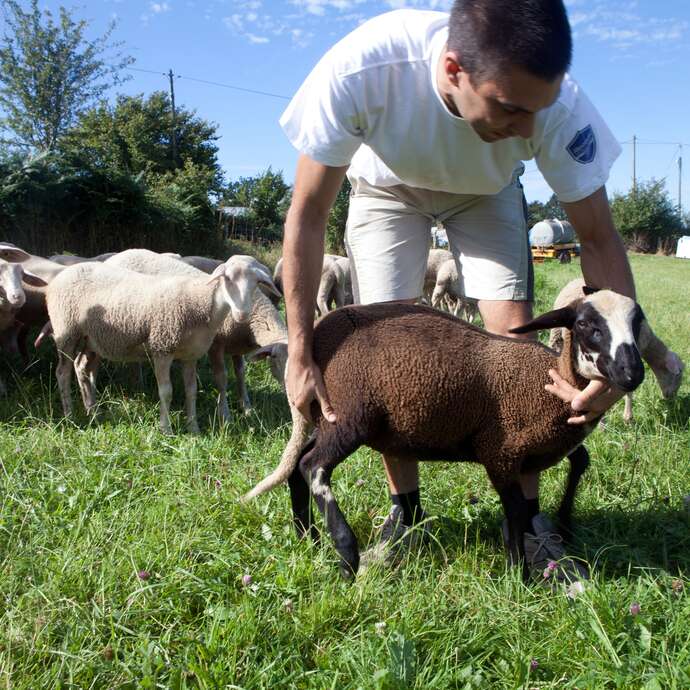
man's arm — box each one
[283,154,348,422]
[561,185,635,298]
[547,185,635,423]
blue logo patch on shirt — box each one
[566,125,597,164]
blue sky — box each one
[4,1,690,208]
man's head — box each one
[441,0,572,142]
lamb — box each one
[45,255,275,434]
[103,249,286,421]
[243,288,646,579]
[549,278,684,422]
[430,258,478,322]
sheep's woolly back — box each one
[47,262,222,360]
[108,248,286,355]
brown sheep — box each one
[244,290,646,579]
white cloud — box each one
[247,32,269,43]
[150,1,171,12]
[566,2,687,51]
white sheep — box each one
[45,255,274,433]
[549,278,684,421]
[273,254,349,316]
[104,249,287,421]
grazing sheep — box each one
[104,249,286,421]
[423,248,453,302]
[244,290,646,579]
[46,256,273,433]
[430,258,479,322]
[549,278,684,421]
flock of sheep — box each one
[0,240,684,579]
[0,244,471,432]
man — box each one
[279,0,634,578]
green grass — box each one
[0,254,688,689]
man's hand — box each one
[545,369,625,424]
[287,354,337,424]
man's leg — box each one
[344,181,432,546]
[479,299,539,509]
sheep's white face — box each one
[214,255,281,323]
[573,290,645,392]
[0,261,27,309]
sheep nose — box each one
[9,291,25,307]
[613,345,645,391]
[232,307,251,323]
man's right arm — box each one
[283,154,348,422]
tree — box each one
[63,92,223,192]
[0,0,133,151]
[326,177,351,254]
[610,179,682,253]
[223,168,291,240]
[526,193,566,227]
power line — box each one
[126,66,291,101]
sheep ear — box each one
[582,285,599,295]
[21,269,48,287]
[257,275,282,299]
[206,263,226,284]
[509,306,577,334]
[0,245,31,262]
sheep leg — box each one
[208,340,231,424]
[557,445,590,537]
[55,337,81,417]
[299,428,362,579]
[287,434,320,542]
[153,355,175,434]
[495,481,530,581]
[333,284,346,310]
[181,361,200,434]
[622,393,633,423]
[232,355,252,415]
[74,349,100,415]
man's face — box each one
[445,59,563,142]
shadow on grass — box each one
[414,504,689,580]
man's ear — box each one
[509,306,577,334]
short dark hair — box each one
[448,0,572,82]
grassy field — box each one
[0,253,688,689]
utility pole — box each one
[632,134,637,196]
[678,145,683,217]
[168,68,178,167]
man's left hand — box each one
[545,369,626,424]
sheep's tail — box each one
[34,321,53,348]
[241,407,313,502]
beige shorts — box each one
[345,172,533,304]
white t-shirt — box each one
[280,9,621,203]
